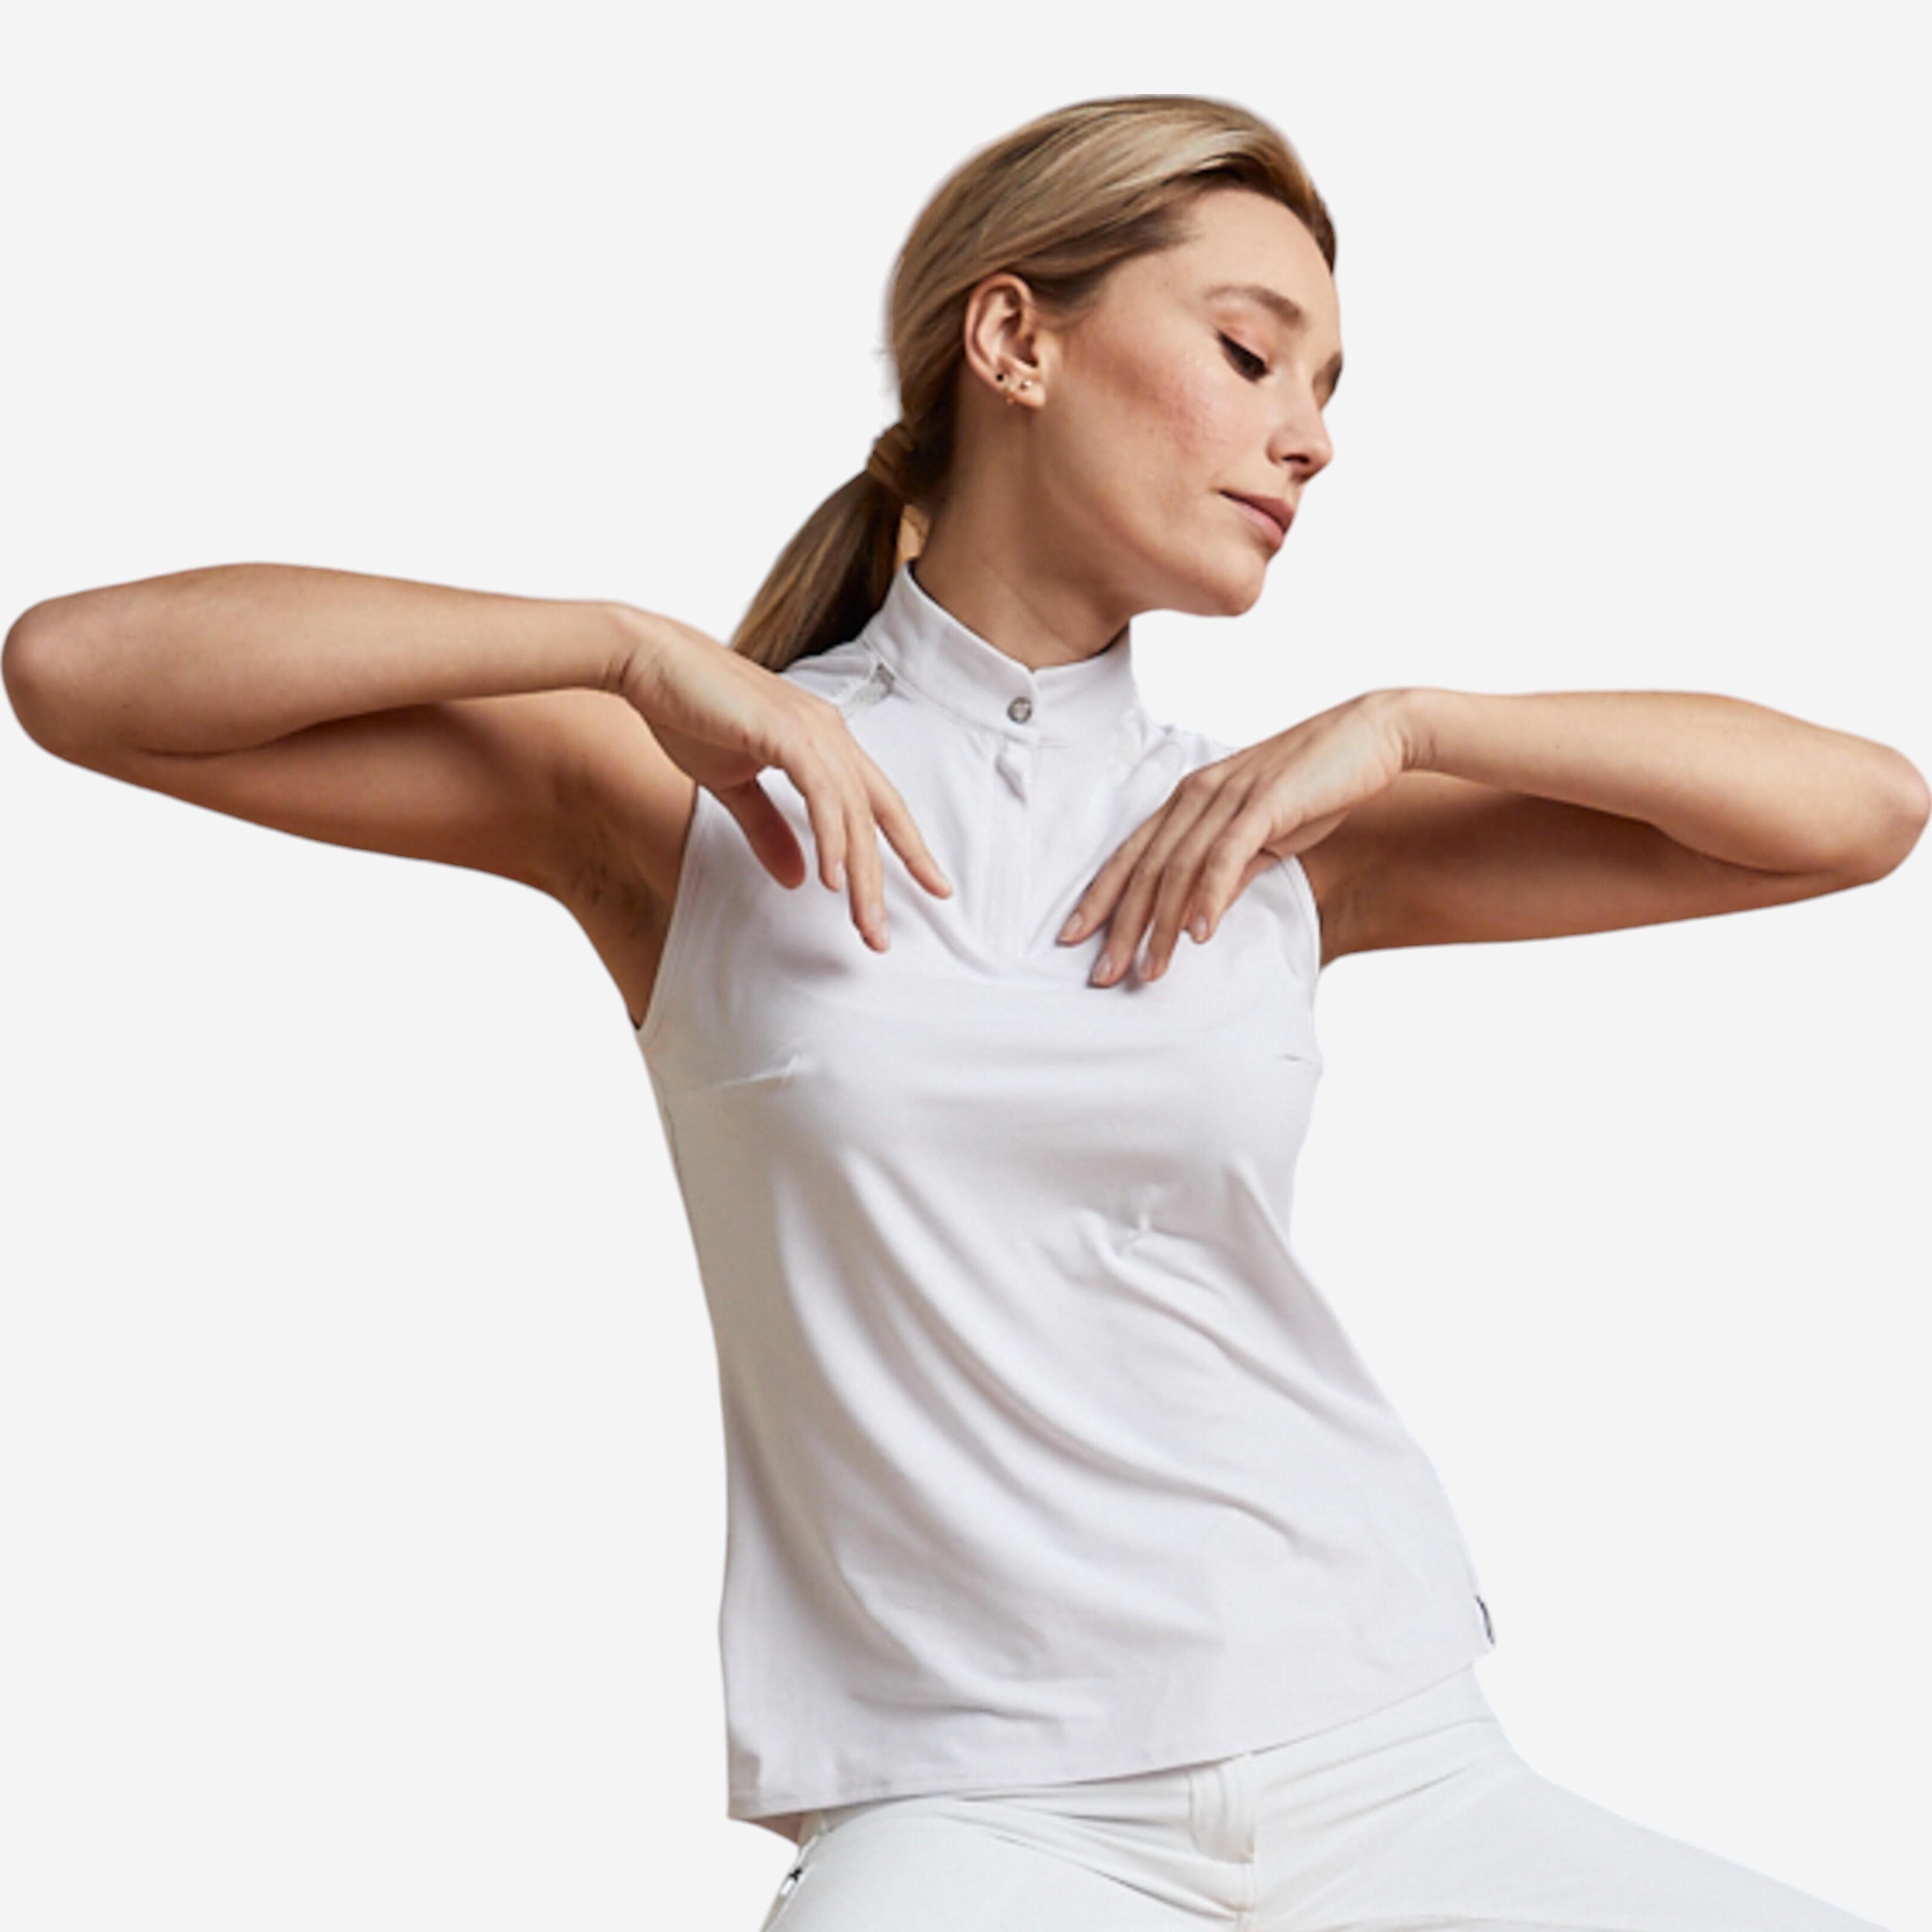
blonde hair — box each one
[727,93,1336,672]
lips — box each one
[1223,491,1293,545]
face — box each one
[1020,186,1343,619]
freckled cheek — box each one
[1137,399,1246,554]
[1061,402,1191,542]
[1059,351,1244,542]
[1135,361,1239,483]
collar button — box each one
[1007,695,1033,724]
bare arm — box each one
[1309,687,1929,963]
[4,562,636,757]
[1064,685,1927,984]
[3,562,952,1001]
[2,562,685,902]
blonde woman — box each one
[6,94,1917,1932]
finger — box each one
[842,772,889,950]
[1191,805,1348,942]
[1141,852,1215,981]
[1059,814,1164,947]
[1095,860,1176,983]
[1140,787,1253,980]
[1191,835,1296,943]
[1173,791,1275,947]
[714,778,806,888]
[864,765,954,899]
[1091,787,1224,985]
[779,734,850,893]
[1089,841,1178,984]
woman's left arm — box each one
[1065,689,1930,983]
[1315,687,1931,963]
[1404,687,1928,877]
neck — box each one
[910,497,1134,674]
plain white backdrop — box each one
[2,4,1925,1927]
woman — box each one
[6,93,1917,1931]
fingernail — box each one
[1190,913,1208,941]
[1091,952,1113,983]
[1058,911,1083,943]
[828,860,844,890]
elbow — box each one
[4,602,74,753]
[1902,754,1932,831]
[4,597,110,759]
[1841,754,1931,884]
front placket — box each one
[991,697,1037,956]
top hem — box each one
[726,1625,1495,1827]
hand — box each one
[615,605,953,951]
[1058,689,1416,985]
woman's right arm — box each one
[2,563,949,953]
[2,561,687,909]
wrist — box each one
[1378,686,1446,773]
[599,601,682,709]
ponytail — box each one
[728,453,920,673]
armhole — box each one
[633,781,713,1057]
[1275,850,1324,985]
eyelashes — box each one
[1219,329,1336,410]
[1219,333,1270,381]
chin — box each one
[1121,527,1267,619]
[1178,552,1268,618]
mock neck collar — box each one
[856,561,1142,745]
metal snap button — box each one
[1007,695,1033,723]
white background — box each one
[2,4,1925,1928]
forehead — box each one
[1128,187,1338,330]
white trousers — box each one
[758,1665,1884,1931]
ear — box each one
[960,271,1051,408]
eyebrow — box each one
[1205,282,1345,397]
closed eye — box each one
[1219,333,1269,381]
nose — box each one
[1267,379,1334,482]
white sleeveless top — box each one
[635,560,1495,1828]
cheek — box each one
[1132,366,1257,559]
[1159,359,1246,466]
[1059,350,1242,536]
